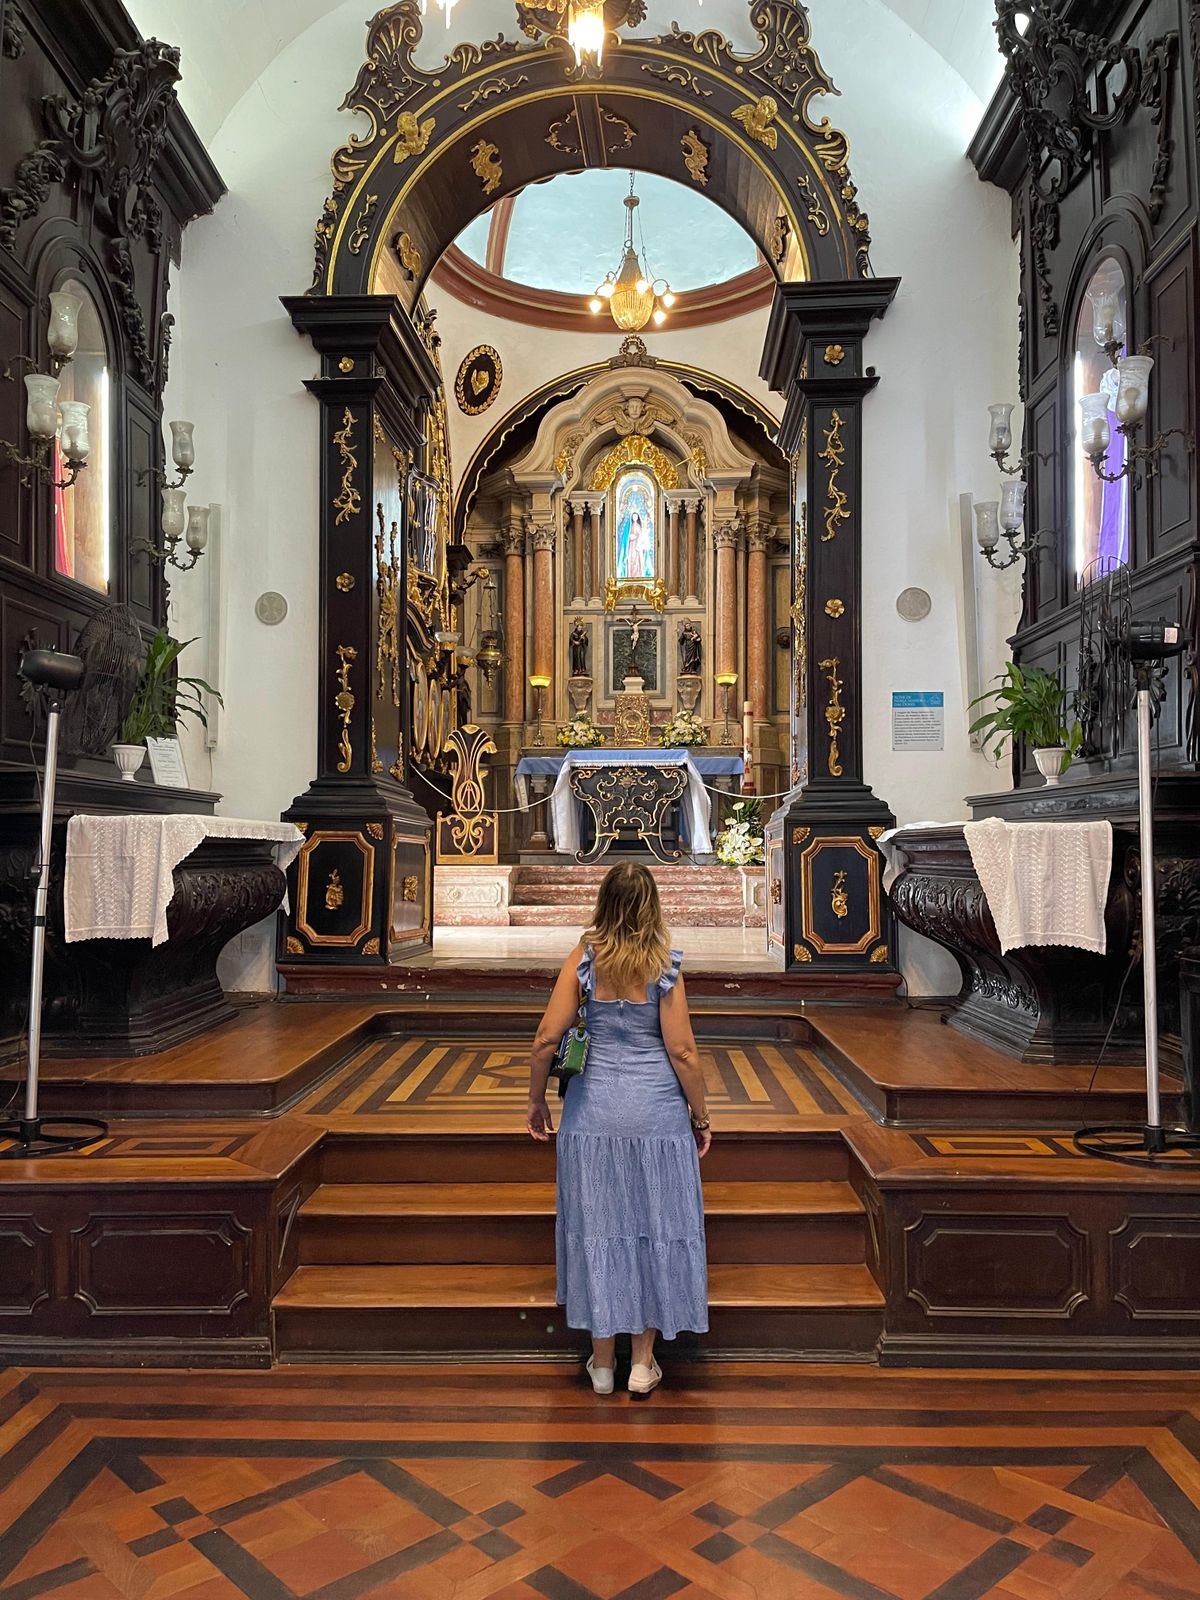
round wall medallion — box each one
[255,591,289,626]
[896,586,931,622]
[454,344,502,415]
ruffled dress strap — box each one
[654,948,684,996]
[575,943,596,996]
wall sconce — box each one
[1079,347,1194,488]
[0,291,90,490]
[136,420,209,571]
[529,674,551,747]
[973,480,1049,571]
[715,671,738,745]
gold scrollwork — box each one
[824,344,845,366]
[334,644,357,773]
[640,62,712,98]
[819,410,849,543]
[297,831,374,948]
[793,943,813,963]
[824,598,845,618]
[402,875,419,902]
[732,94,778,149]
[361,937,381,956]
[347,194,378,255]
[799,838,881,955]
[570,762,688,866]
[470,139,503,195]
[393,231,422,281]
[285,935,304,956]
[325,869,345,911]
[797,172,830,237]
[336,572,355,592]
[437,723,499,862]
[870,944,889,963]
[375,503,402,708]
[393,109,435,163]
[792,826,811,845]
[831,870,848,920]
[332,407,360,526]
[681,128,709,187]
[459,74,528,113]
[590,433,679,491]
[601,108,636,155]
[819,657,845,779]
[603,574,667,613]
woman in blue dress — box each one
[526,862,711,1395]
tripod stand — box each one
[0,650,108,1159]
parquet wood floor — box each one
[4,1363,1200,1599]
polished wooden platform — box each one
[4,1362,1200,1600]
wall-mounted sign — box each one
[454,345,502,415]
[892,691,944,751]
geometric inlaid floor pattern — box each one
[296,1036,859,1124]
[5,1364,1200,1599]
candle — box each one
[742,701,755,793]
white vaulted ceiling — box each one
[124,0,1005,148]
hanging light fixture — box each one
[567,0,606,65]
[588,174,676,333]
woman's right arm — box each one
[659,974,711,1157]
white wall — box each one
[147,0,1020,994]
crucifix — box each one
[617,605,649,685]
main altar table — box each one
[514,750,743,861]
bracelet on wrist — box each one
[690,1110,711,1131]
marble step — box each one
[509,903,747,927]
[511,879,745,905]
[518,865,741,886]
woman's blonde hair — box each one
[583,862,672,994]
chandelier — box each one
[420,0,609,51]
[588,175,675,332]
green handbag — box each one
[550,976,590,1098]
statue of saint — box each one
[569,618,590,678]
[679,619,702,676]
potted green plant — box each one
[112,631,222,783]
[969,662,1082,785]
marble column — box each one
[570,500,585,606]
[683,496,701,605]
[502,525,526,726]
[666,499,681,601]
[532,524,556,686]
[586,498,602,601]
[747,520,771,722]
[713,520,740,682]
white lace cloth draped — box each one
[64,815,304,947]
[962,817,1112,955]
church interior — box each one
[4,0,1200,1594]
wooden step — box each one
[297,1180,866,1266]
[272,1262,883,1358]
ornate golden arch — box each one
[589,433,680,492]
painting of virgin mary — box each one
[615,469,656,580]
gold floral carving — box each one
[293,821,309,833]
[325,869,345,911]
[347,194,378,255]
[459,74,528,113]
[470,139,503,195]
[554,430,585,478]
[393,232,422,281]
[601,109,636,156]
[393,109,434,163]
[590,433,679,492]
[640,62,712,98]
[769,213,789,264]
[285,936,304,955]
[819,657,845,778]
[438,724,499,861]
[824,598,845,618]
[797,173,830,237]
[370,714,383,774]
[332,407,360,526]
[681,128,709,186]
[869,825,885,839]
[338,357,354,373]
[336,572,355,592]
[793,502,808,703]
[375,504,402,707]
[361,937,381,956]
[334,644,357,773]
[831,870,848,920]
[366,822,384,840]
[870,944,889,963]
[824,344,845,366]
[546,109,581,154]
[604,574,667,613]
[402,875,419,902]
[819,410,849,543]
[792,826,810,845]
[770,878,782,905]
[793,943,813,963]
[732,94,779,148]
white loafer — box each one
[628,1360,662,1396]
[586,1357,615,1395]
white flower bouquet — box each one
[716,799,764,867]
[557,713,605,749]
[658,709,709,748]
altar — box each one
[514,749,742,861]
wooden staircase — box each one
[273,1129,883,1360]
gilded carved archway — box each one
[310,0,873,304]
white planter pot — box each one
[111,743,146,782]
[1033,746,1068,785]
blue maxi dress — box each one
[555,945,709,1340]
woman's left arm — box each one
[527,943,585,1140]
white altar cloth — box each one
[65,814,304,947]
[550,748,713,855]
[963,817,1112,955]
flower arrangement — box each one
[658,709,709,748]
[557,713,605,749]
[716,799,764,867]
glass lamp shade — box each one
[567,0,605,65]
[185,504,210,552]
[162,487,187,541]
[609,247,656,332]
[973,500,1001,552]
[46,291,83,359]
[1086,285,1125,351]
[24,374,60,439]
[999,478,1027,534]
[1079,392,1112,457]
[1114,354,1153,429]
[169,420,196,470]
[715,672,739,687]
[987,402,1014,454]
[57,399,90,462]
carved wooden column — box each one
[666,499,681,600]
[713,521,740,681]
[502,522,526,726]
[570,500,586,606]
[683,496,701,606]
[747,518,770,723]
[532,524,556,685]
[278,295,438,971]
[758,278,901,981]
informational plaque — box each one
[146,736,190,788]
[891,691,944,751]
